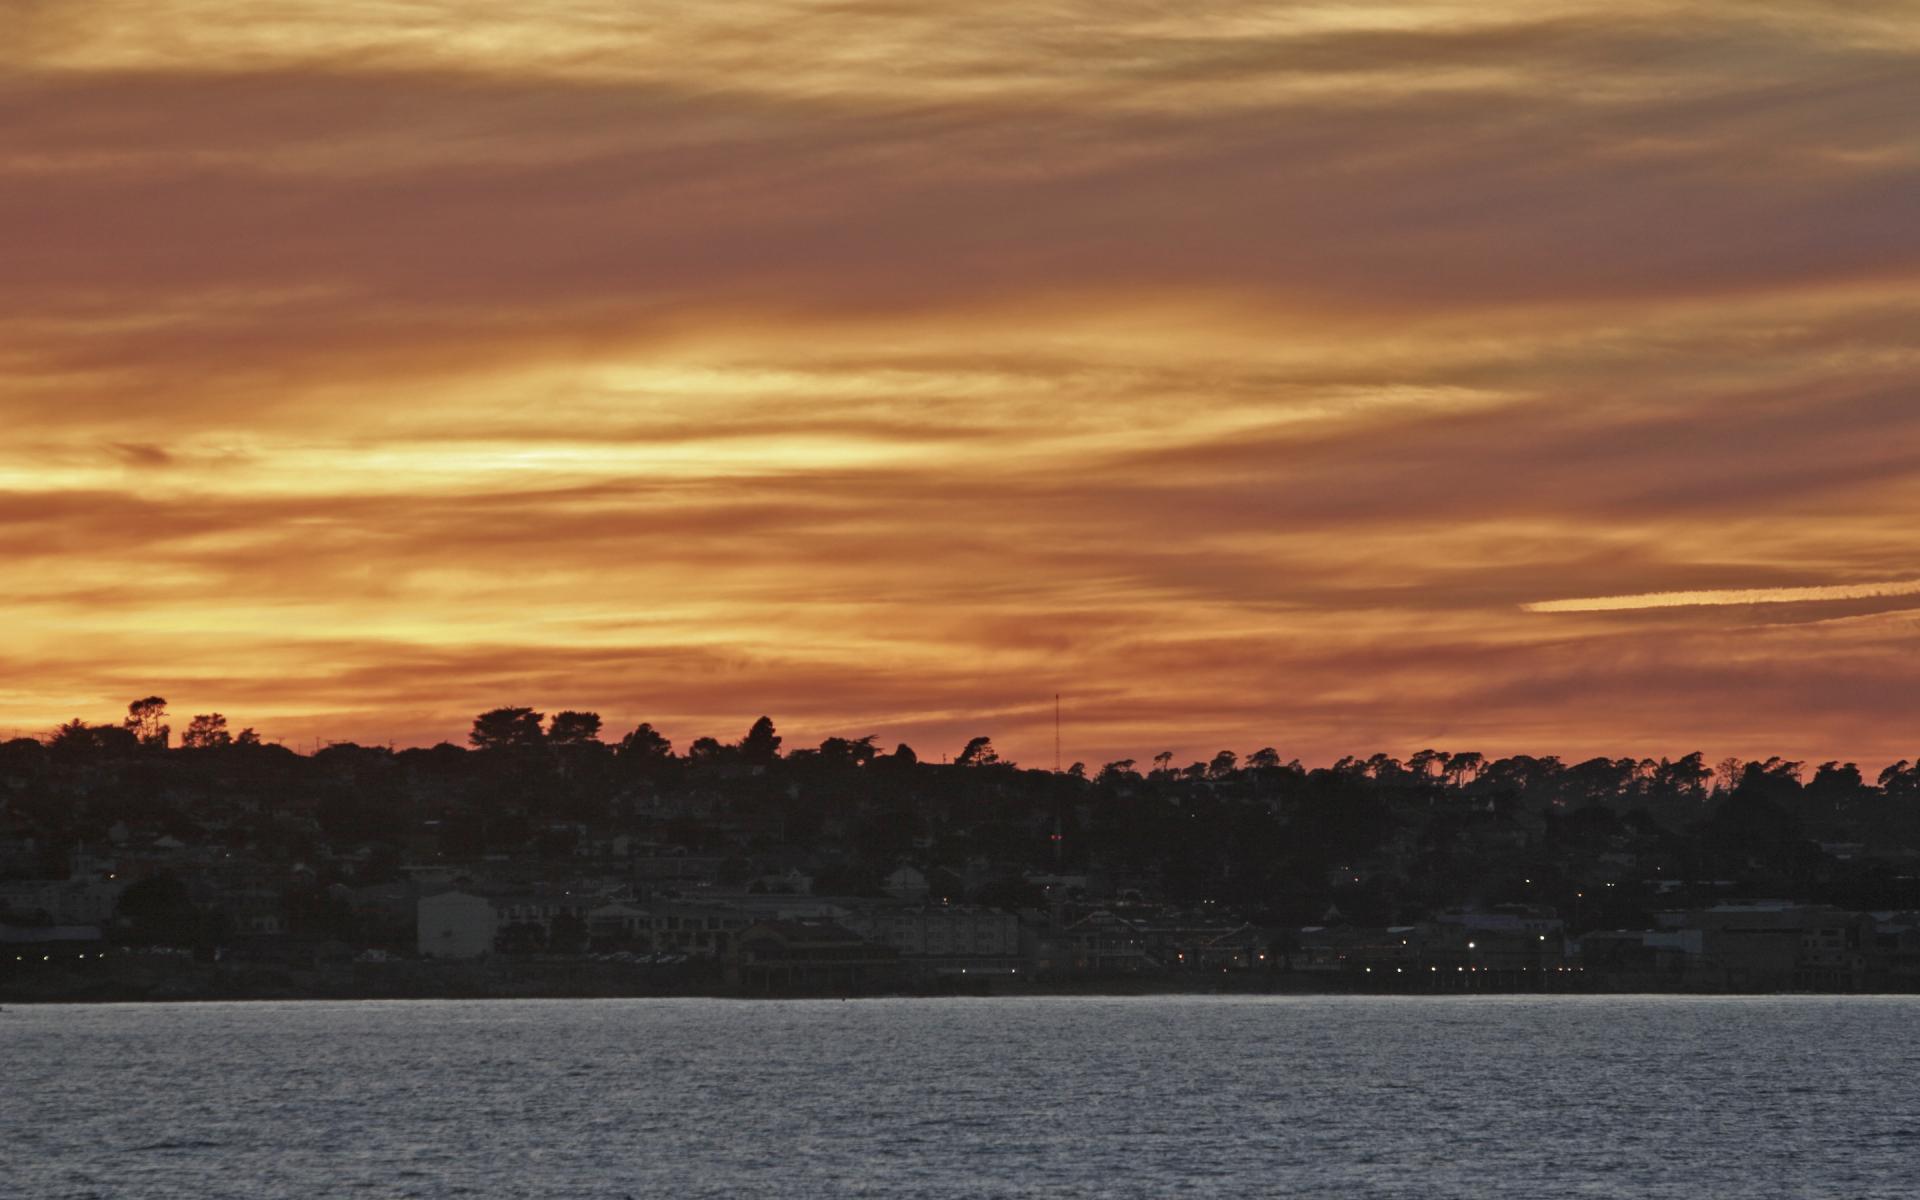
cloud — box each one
[4,6,1919,406]
[107,442,174,467]
[5,2,1920,765]
[1526,580,1920,613]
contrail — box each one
[1524,579,1920,613]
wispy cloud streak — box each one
[1526,580,1920,613]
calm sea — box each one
[5,995,1917,1198]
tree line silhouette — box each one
[10,696,1920,929]
[41,696,1920,800]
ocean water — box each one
[5,995,1917,1199]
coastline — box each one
[8,957,1911,1004]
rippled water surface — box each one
[7,995,1919,1198]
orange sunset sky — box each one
[6,2,1920,768]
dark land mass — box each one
[6,702,1920,1002]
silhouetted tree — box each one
[47,719,138,758]
[1247,747,1282,770]
[1655,752,1711,800]
[1444,751,1484,787]
[48,718,88,748]
[469,707,546,751]
[688,736,729,764]
[1565,757,1635,806]
[1808,761,1862,807]
[123,696,170,748]
[181,713,231,749]
[1714,756,1744,795]
[740,716,782,765]
[956,736,999,767]
[0,737,45,779]
[1700,781,1816,879]
[816,735,878,767]
[618,722,673,761]
[547,711,603,745]
[1208,750,1238,779]
[1879,761,1920,797]
[1756,756,1804,781]
[1737,758,1804,807]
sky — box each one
[5,1,1920,768]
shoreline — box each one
[8,964,1914,1005]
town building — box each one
[725,921,903,993]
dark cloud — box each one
[107,442,173,467]
[2,11,1917,404]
